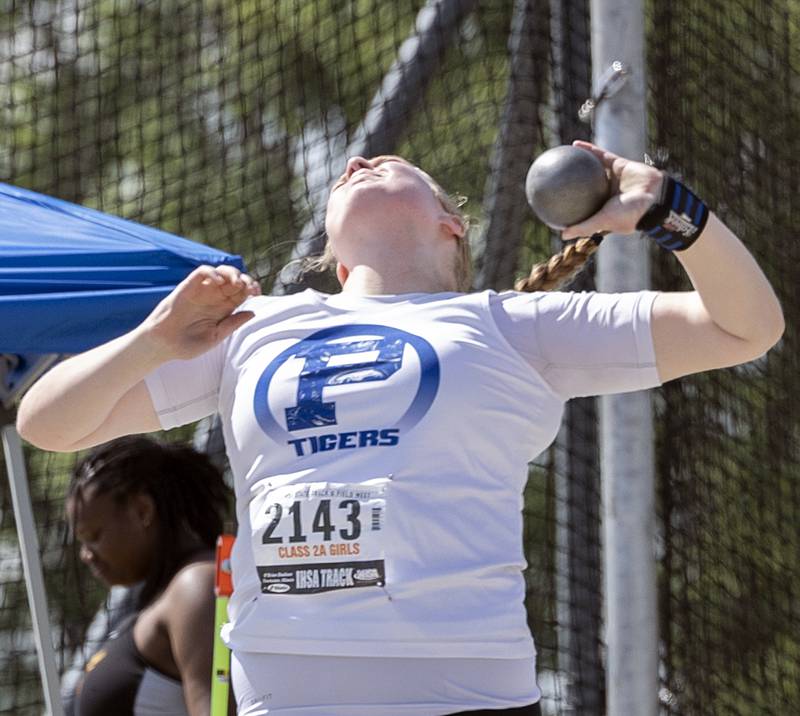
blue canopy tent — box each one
[0,182,244,401]
[0,181,245,715]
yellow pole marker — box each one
[211,534,235,716]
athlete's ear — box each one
[336,262,349,287]
[129,492,156,530]
[439,213,465,241]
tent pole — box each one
[2,423,65,716]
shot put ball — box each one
[525,145,611,230]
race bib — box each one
[250,478,389,595]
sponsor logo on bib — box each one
[266,583,291,593]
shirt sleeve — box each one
[143,340,226,430]
[490,290,661,400]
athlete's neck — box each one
[338,264,454,296]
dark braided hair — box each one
[69,435,231,608]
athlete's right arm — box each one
[16,265,260,452]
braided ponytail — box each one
[514,235,602,292]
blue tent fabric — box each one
[0,182,245,355]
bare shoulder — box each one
[163,556,216,615]
[169,557,215,592]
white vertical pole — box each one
[590,1,658,715]
[2,424,65,716]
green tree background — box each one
[0,1,797,714]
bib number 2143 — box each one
[250,479,388,595]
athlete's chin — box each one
[340,182,434,215]
[333,204,429,244]
[90,564,138,588]
[89,566,114,586]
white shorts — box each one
[232,652,540,716]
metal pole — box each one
[2,423,65,716]
[589,1,658,715]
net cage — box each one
[0,1,797,714]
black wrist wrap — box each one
[636,176,709,251]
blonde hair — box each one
[306,156,598,293]
[432,186,473,292]
[514,235,601,292]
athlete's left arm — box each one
[647,213,784,382]
[166,562,217,716]
[562,141,784,383]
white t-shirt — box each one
[145,288,659,661]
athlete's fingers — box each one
[172,266,259,321]
[189,265,248,302]
[185,265,223,287]
[211,265,264,302]
[572,140,621,169]
[209,266,246,300]
[572,139,601,153]
[241,273,262,296]
[561,196,624,240]
[214,264,245,284]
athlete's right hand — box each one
[140,265,261,360]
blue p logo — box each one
[253,324,439,442]
[285,335,406,430]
